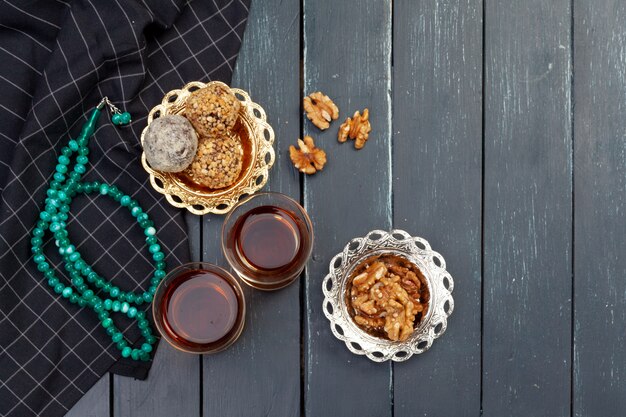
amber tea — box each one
[222,193,314,291]
[156,266,244,353]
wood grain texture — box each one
[64,374,109,417]
[573,1,626,415]
[482,1,572,416]
[392,0,483,415]
[113,212,201,417]
[302,1,393,416]
[201,0,302,415]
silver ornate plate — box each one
[322,229,454,362]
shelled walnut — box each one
[347,254,429,341]
[338,108,371,149]
[303,92,339,130]
[289,136,327,174]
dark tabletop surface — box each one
[67,0,626,416]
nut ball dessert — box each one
[183,134,244,189]
[185,84,242,139]
[143,115,198,172]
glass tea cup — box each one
[152,262,245,354]
[221,192,314,291]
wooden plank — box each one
[65,374,109,417]
[392,0,483,415]
[573,1,626,414]
[201,0,302,415]
[482,1,572,416]
[302,1,392,416]
[113,212,201,417]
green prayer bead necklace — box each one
[31,97,164,361]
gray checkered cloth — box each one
[0,0,250,415]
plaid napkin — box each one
[0,0,250,415]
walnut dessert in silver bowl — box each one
[322,229,454,362]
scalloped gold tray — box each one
[140,81,275,215]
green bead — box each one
[141,343,153,353]
[53,283,64,294]
[47,278,59,287]
[144,226,156,236]
[78,147,89,156]
[102,318,113,328]
[120,302,130,313]
[88,272,98,282]
[104,299,113,310]
[69,294,79,304]
[112,332,124,343]
[74,165,86,174]
[152,252,164,262]
[142,292,152,303]
[131,206,142,217]
[137,213,148,222]
[68,140,79,151]
[148,244,160,254]
[139,352,150,362]
[55,164,68,174]
[39,211,51,222]
[111,113,122,125]
[121,346,132,358]
[77,298,87,307]
[37,262,50,272]
[127,307,137,318]
[33,254,45,264]
[155,261,166,270]
[145,236,157,245]
[50,180,61,189]
[110,287,120,297]
[135,298,144,306]
[58,155,70,165]
[99,184,109,195]
[145,335,157,344]
[69,252,80,262]
[120,112,131,124]
[31,237,42,247]
[65,244,76,254]
[98,311,108,321]
[83,289,94,300]
[61,147,72,157]
[126,293,136,303]
[131,349,140,361]
[71,277,84,286]
[62,287,72,298]
[53,172,65,182]
[106,327,116,336]
[112,300,121,312]
[120,195,131,206]
[32,227,44,238]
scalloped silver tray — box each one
[322,229,454,362]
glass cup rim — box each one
[152,261,246,354]
[220,191,314,290]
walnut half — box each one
[338,108,371,150]
[289,136,327,174]
[303,92,339,130]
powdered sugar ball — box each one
[143,115,198,172]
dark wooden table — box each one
[66,0,626,415]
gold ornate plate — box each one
[140,81,275,215]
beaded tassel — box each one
[31,98,161,361]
